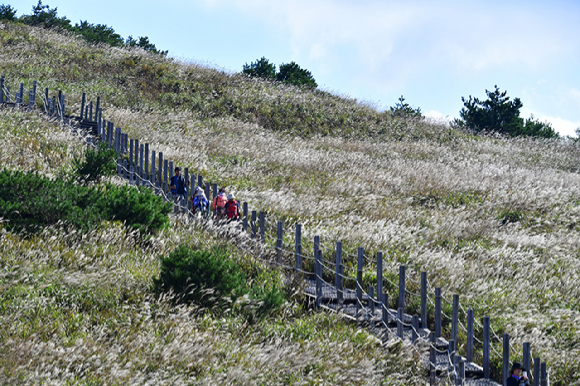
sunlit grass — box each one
[1,19,580,383]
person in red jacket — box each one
[213,188,227,221]
[225,193,240,221]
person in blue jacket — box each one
[169,167,188,214]
[192,186,209,218]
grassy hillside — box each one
[1,20,580,384]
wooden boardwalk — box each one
[0,76,553,386]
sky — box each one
[9,0,580,136]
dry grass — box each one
[1,19,579,384]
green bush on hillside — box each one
[154,244,285,317]
[0,4,17,21]
[243,57,317,89]
[454,85,558,139]
[154,245,247,308]
[12,1,166,54]
[389,95,423,119]
[0,169,171,234]
[72,141,118,185]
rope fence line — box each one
[0,75,552,386]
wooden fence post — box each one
[98,109,103,136]
[294,224,302,270]
[168,162,174,193]
[397,307,403,338]
[29,81,36,110]
[315,249,322,309]
[144,143,150,179]
[163,159,168,193]
[483,317,490,379]
[276,221,283,263]
[382,292,389,324]
[151,151,156,185]
[503,333,510,386]
[377,251,383,309]
[251,210,257,239]
[533,357,540,386]
[212,183,217,202]
[541,362,547,386]
[122,159,127,180]
[452,294,459,347]
[421,272,427,329]
[467,309,474,363]
[205,182,210,207]
[57,90,62,118]
[129,165,134,185]
[369,285,375,316]
[19,83,23,104]
[108,122,114,147]
[129,140,134,167]
[243,202,248,232]
[435,287,442,338]
[158,152,163,185]
[459,360,465,386]
[523,342,530,378]
[117,158,122,177]
[61,92,65,120]
[259,211,265,243]
[356,247,364,319]
[80,92,85,119]
[134,138,139,170]
[95,96,100,122]
[398,265,406,313]
[197,175,202,190]
[89,101,93,121]
[335,241,342,304]
[0,76,4,103]
[139,144,144,180]
[314,235,320,263]
[183,167,189,207]
[430,335,436,385]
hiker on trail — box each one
[169,167,188,214]
[213,188,227,221]
[225,193,240,221]
[192,186,209,218]
[507,362,530,386]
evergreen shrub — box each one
[155,244,285,316]
[0,169,171,234]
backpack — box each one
[226,200,239,219]
[213,195,227,216]
[171,175,186,195]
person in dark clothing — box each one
[507,362,530,386]
[169,167,188,214]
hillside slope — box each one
[1,20,580,384]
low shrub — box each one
[155,244,285,317]
[72,142,117,185]
[0,169,171,234]
[154,245,247,308]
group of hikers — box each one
[169,167,240,221]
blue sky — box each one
[9,0,580,135]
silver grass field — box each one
[1,21,579,384]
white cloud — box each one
[536,116,580,137]
[424,110,453,126]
